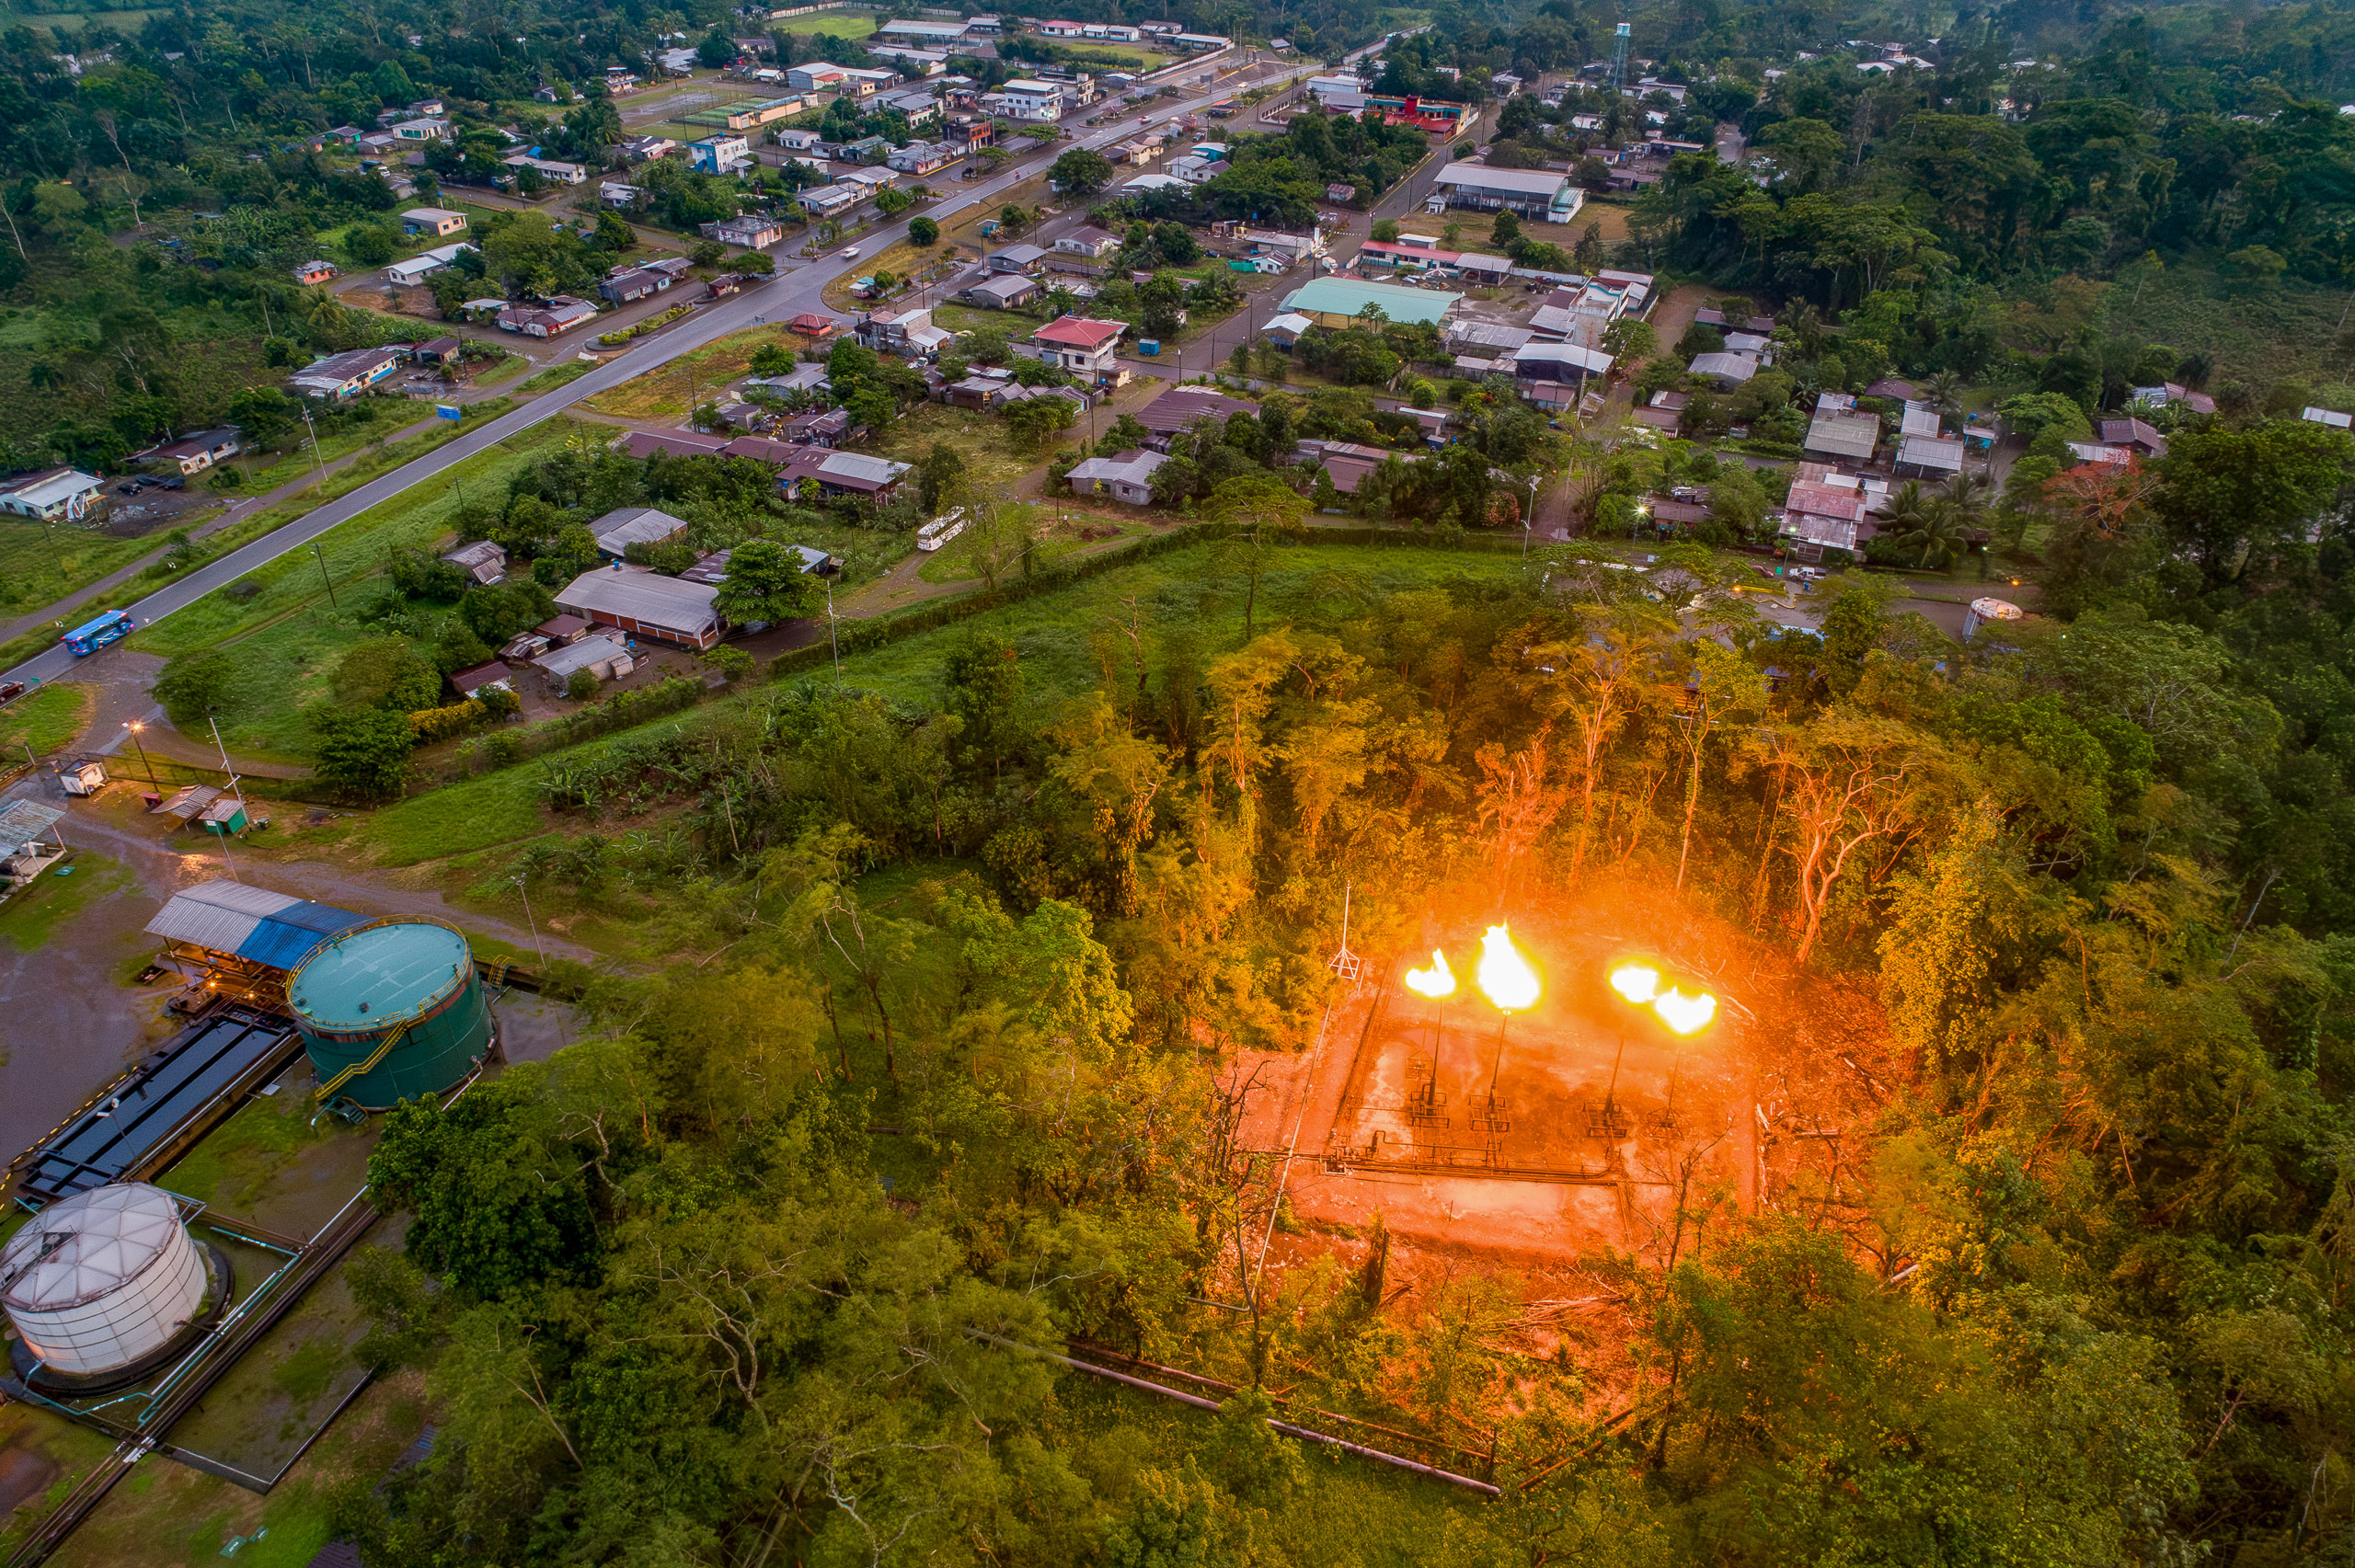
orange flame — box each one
[1403,949,1457,1001]
[1608,960,1660,1005]
[1652,985,1718,1036]
[1476,924,1541,1013]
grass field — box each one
[129,419,582,761]
[784,12,877,36]
[515,360,596,395]
[868,401,1048,495]
[0,514,185,624]
[341,538,1531,869]
[0,681,92,757]
[578,319,822,420]
[2104,253,2355,389]
[0,853,127,954]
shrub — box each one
[566,669,601,702]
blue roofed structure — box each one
[144,879,367,972]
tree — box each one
[1004,394,1078,450]
[1490,210,1521,248]
[334,636,441,712]
[1771,711,1930,962]
[2154,420,2353,587]
[155,649,238,728]
[311,706,415,800]
[1049,146,1114,196]
[712,539,825,625]
[344,223,398,265]
[225,386,301,447]
[1205,475,1310,642]
[907,214,938,246]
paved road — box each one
[0,55,1304,694]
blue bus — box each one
[63,610,133,657]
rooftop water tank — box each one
[2,1183,213,1381]
[288,918,495,1110]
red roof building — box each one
[1030,315,1129,376]
[788,313,840,338]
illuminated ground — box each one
[1235,886,1888,1274]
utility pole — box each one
[311,541,339,608]
[824,575,842,685]
[299,404,329,493]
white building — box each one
[0,467,105,521]
[987,79,1066,120]
[382,242,477,285]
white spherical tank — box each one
[1,1183,209,1377]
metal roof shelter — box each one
[0,798,64,848]
[557,568,725,647]
[1896,433,1965,474]
[1804,407,1881,463]
[144,879,367,971]
[591,506,693,558]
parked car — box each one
[156,476,185,490]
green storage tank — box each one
[287,918,495,1110]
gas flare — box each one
[1403,949,1457,1001]
[1652,985,1718,1036]
[1476,924,1542,1013]
[1608,960,1660,1005]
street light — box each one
[123,719,156,786]
[1522,474,1541,558]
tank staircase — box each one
[310,1021,408,1103]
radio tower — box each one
[1608,21,1633,97]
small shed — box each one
[441,540,509,585]
[149,784,222,821]
[451,660,515,698]
[54,758,108,797]
[535,634,636,691]
[198,795,250,836]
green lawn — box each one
[129,419,582,761]
[787,12,877,36]
[0,513,181,623]
[516,360,596,395]
[346,538,1532,866]
[0,853,128,954]
[0,681,93,757]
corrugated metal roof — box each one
[144,879,364,966]
[556,569,722,635]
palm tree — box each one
[1921,370,1964,425]
[1778,301,1826,361]
[1940,471,1990,525]
[1890,498,1969,570]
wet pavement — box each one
[0,766,595,1175]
